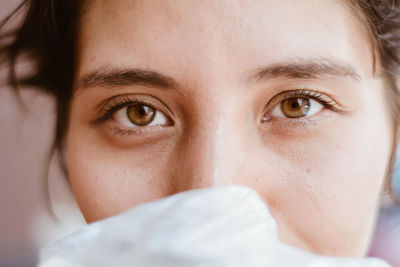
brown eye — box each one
[281,97,311,118]
[127,104,156,126]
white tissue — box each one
[38,186,391,267]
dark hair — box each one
[0,0,86,213]
[347,0,400,202]
[1,0,400,200]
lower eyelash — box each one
[109,124,167,137]
[111,127,133,136]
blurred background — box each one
[0,1,85,267]
[0,1,399,267]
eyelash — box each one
[93,89,341,129]
[94,95,159,124]
[262,89,342,121]
[265,89,341,114]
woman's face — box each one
[66,0,393,257]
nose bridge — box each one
[210,120,235,185]
[175,110,242,191]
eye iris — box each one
[127,104,156,126]
[281,97,310,118]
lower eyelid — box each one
[262,108,337,132]
[108,124,168,137]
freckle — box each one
[306,168,311,173]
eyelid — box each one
[92,94,174,125]
[263,89,342,114]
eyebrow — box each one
[248,58,361,82]
[78,68,177,91]
[77,58,361,91]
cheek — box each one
[65,123,176,223]
[298,130,387,229]
[268,106,392,256]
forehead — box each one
[77,0,373,82]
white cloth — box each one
[38,186,391,267]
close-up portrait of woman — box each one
[1,0,400,266]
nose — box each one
[170,107,254,193]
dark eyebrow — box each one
[77,68,177,91]
[78,59,360,92]
[248,59,361,82]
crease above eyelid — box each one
[96,93,174,115]
[101,95,157,113]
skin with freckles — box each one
[66,0,394,257]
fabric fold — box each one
[39,186,391,267]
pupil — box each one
[138,106,147,116]
[291,101,300,109]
